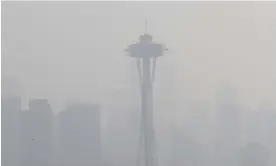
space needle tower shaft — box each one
[125,29,167,166]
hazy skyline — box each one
[2,3,276,166]
[2,2,276,111]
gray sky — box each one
[2,2,276,111]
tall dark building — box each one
[58,103,101,166]
[20,99,54,166]
[2,96,21,166]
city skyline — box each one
[2,2,276,166]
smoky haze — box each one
[1,2,276,166]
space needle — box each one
[125,23,167,166]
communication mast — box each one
[125,24,167,166]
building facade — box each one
[58,103,101,166]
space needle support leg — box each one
[142,56,154,166]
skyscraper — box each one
[2,96,21,166]
[184,100,212,144]
[258,103,276,166]
[154,57,177,166]
[20,99,54,166]
[247,111,263,143]
[58,103,101,166]
[240,142,270,166]
[215,86,242,166]
[103,56,141,166]
[171,126,207,166]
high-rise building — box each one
[240,142,270,166]
[171,126,207,166]
[58,103,101,166]
[247,110,276,166]
[182,100,214,165]
[258,103,276,146]
[184,100,212,143]
[247,104,276,143]
[154,56,178,166]
[103,57,141,166]
[103,108,140,166]
[215,86,242,166]
[258,104,276,166]
[2,96,22,166]
[20,99,54,166]
[247,111,263,144]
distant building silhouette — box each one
[258,104,276,148]
[247,104,276,166]
[2,96,22,166]
[110,59,141,166]
[104,102,141,166]
[184,100,212,144]
[254,104,276,166]
[171,127,206,166]
[58,103,101,166]
[215,86,242,166]
[247,111,263,144]
[154,58,177,166]
[181,100,213,166]
[20,99,54,166]
[240,142,270,166]
[103,60,140,166]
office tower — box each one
[2,96,21,166]
[103,53,141,166]
[184,100,212,143]
[258,104,276,145]
[247,111,263,144]
[58,103,101,166]
[153,52,177,166]
[240,142,270,166]
[171,126,207,166]
[20,99,54,166]
[258,104,276,166]
[182,100,213,166]
[215,86,242,166]
[104,107,140,166]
